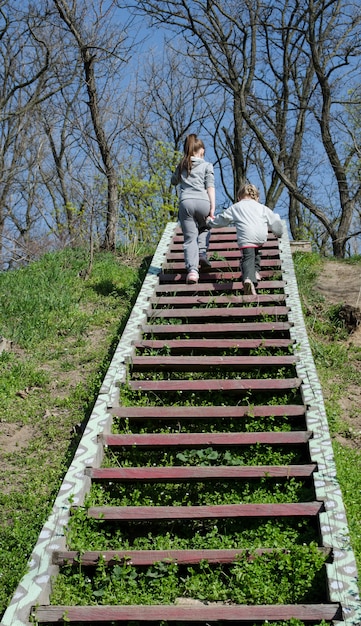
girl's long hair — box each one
[178,134,205,178]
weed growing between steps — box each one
[86,477,313,507]
[51,544,327,606]
[64,511,320,552]
[102,444,303,467]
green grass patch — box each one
[294,252,361,579]
[0,244,150,619]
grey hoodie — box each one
[209,198,283,247]
[171,157,215,201]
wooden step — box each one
[129,377,302,392]
[131,355,298,372]
[142,321,292,336]
[134,338,294,352]
[146,306,290,320]
[85,501,323,521]
[159,271,282,284]
[86,464,317,482]
[33,602,342,623]
[101,431,312,448]
[155,279,286,293]
[111,404,306,420]
[166,249,281,260]
[150,294,287,306]
[163,259,282,271]
[53,546,332,567]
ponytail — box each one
[178,134,205,178]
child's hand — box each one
[205,216,214,229]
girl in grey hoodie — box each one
[171,134,215,284]
[206,183,283,295]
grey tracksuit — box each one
[171,157,215,274]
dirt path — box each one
[314,260,361,446]
[315,260,361,309]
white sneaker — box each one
[243,278,256,295]
[255,271,261,282]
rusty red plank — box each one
[102,431,312,448]
[148,306,290,319]
[155,280,286,293]
[86,502,323,521]
[150,294,287,306]
[111,404,306,419]
[53,546,331,567]
[131,355,298,372]
[165,260,281,272]
[142,321,292,335]
[166,249,281,260]
[87,464,316,482]
[129,377,302,392]
[172,229,280,241]
[33,602,342,623]
[134,338,294,351]
[159,271,282,284]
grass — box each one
[293,252,361,572]
[0,245,150,619]
[0,246,360,626]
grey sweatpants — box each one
[179,197,211,273]
[240,246,262,284]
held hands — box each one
[206,216,214,230]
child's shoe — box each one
[255,271,262,282]
[243,278,256,295]
[199,254,212,269]
[186,271,199,284]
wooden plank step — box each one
[134,338,294,352]
[111,404,306,419]
[86,464,317,482]
[131,355,298,372]
[129,377,302,392]
[33,602,342,623]
[155,280,285,293]
[85,501,323,520]
[150,294,287,306]
[166,249,281,260]
[159,271,282,284]
[102,431,312,448]
[170,233,279,243]
[147,306,290,319]
[142,321,292,336]
[53,546,331,566]
[164,259,282,271]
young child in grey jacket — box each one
[206,183,283,295]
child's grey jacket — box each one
[208,198,283,247]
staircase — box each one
[1,223,360,626]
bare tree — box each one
[50,0,137,251]
[0,1,63,264]
[124,0,361,256]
